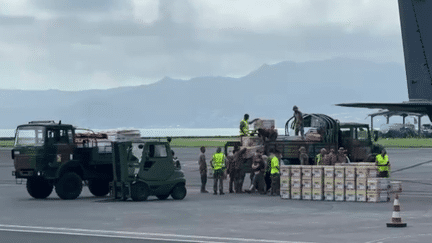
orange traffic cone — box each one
[386,194,407,227]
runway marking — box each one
[0,224,314,243]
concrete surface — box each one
[0,147,431,243]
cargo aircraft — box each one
[337,0,432,121]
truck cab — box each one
[111,140,186,201]
[339,123,382,162]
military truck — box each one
[110,141,187,201]
[12,121,114,199]
[225,114,383,165]
[12,121,186,201]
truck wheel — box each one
[131,182,149,201]
[88,180,110,197]
[156,194,169,200]
[26,177,53,199]
[55,172,83,200]
[171,184,187,200]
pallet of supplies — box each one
[291,188,301,200]
[291,178,302,189]
[291,165,302,178]
[367,178,390,191]
[280,165,291,177]
[334,166,345,178]
[345,166,356,180]
[324,191,334,201]
[280,190,290,199]
[346,189,356,202]
[356,190,367,202]
[280,176,290,189]
[324,166,334,178]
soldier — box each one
[245,149,266,194]
[226,148,237,193]
[210,147,226,195]
[198,146,209,193]
[299,146,309,165]
[328,148,337,165]
[336,147,349,164]
[234,147,247,193]
[292,106,304,137]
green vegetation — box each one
[0,140,14,147]
[376,138,432,148]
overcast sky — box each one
[0,0,404,91]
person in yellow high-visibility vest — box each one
[269,150,281,196]
[210,147,226,195]
[375,149,390,178]
[240,114,259,136]
[315,148,327,165]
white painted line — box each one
[0,224,313,243]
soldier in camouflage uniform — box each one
[233,148,247,193]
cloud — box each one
[0,0,405,90]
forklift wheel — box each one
[131,182,149,201]
[171,184,187,200]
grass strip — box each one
[376,138,432,148]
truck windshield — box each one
[15,126,45,147]
[356,127,369,141]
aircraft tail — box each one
[398,0,432,101]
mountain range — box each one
[0,58,409,130]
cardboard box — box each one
[302,166,312,178]
[335,191,345,201]
[356,179,367,191]
[345,167,356,179]
[312,166,324,178]
[324,178,335,191]
[302,190,312,200]
[313,191,323,201]
[345,180,356,190]
[367,191,390,202]
[291,178,302,189]
[291,188,302,200]
[280,176,290,189]
[390,181,402,193]
[356,190,367,202]
[302,179,312,190]
[324,191,334,201]
[367,178,390,191]
[324,166,335,178]
[291,165,302,178]
[280,166,291,177]
[368,167,379,178]
[346,190,356,202]
[313,177,323,189]
[280,190,290,199]
[335,166,345,178]
[334,178,345,190]
[356,166,369,179]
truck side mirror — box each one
[373,131,379,142]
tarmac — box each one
[0,147,431,243]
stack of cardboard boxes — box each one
[367,177,390,202]
[280,165,290,199]
[290,165,302,199]
[302,166,312,200]
[281,164,400,202]
[312,166,324,200]
[334,166,345,201]
[324,166,335,201]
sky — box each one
[0,0,404,91]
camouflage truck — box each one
[225,114,383,165]
[110,141,186,201]
[12,121,114,200]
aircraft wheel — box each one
[55,172,83,200]
[171,184,187,200]
[27,177,53,199]
[131,182,149,201]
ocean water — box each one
[0,128,286,138]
